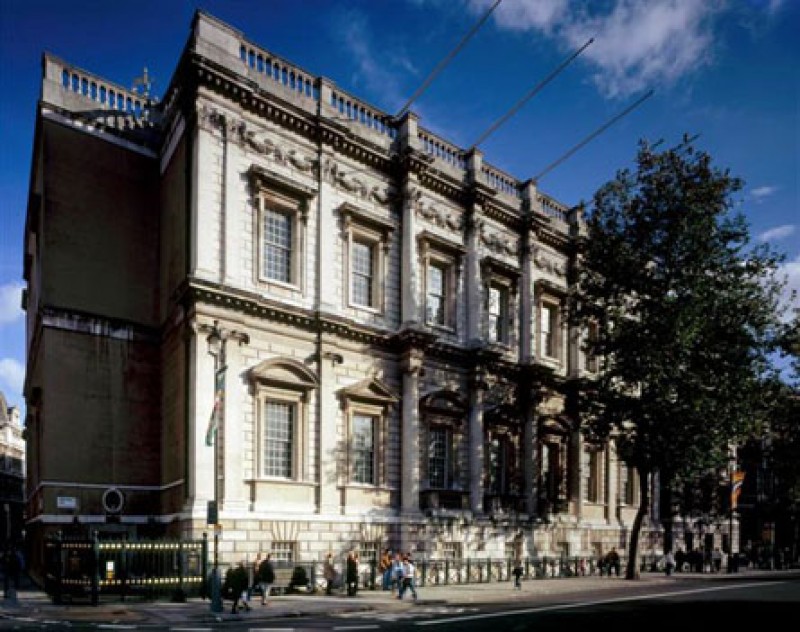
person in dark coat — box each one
[256,553,275,606]
[346,551,359,597]
[223,562,251,614]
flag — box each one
[731,470,745,510]
[205,365,226,446]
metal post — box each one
[201,319,249,614]
[210,346,223,614]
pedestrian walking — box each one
[604,547,621,577]
[256,553,275,606]
[398,555,418,600]
[392,552,404,596]
[323,552,336,595]
[663,550,676,576]
[379,548,393,591]
[223,562,251,614]
[512,559,523,590]
[346,551,359,597]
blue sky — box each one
[0,0,798,413]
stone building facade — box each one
[23,11,663,576]
[0,392,25,547]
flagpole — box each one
[201,319,249,613]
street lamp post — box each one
[200,319,249,614]
[728,453,740,573]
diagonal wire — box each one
[471,37,595,149]
[396,0,503,119]
[532,89,655,183]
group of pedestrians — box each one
[379,549,418,600]
[222,553,275,614]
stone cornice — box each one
[181,280,394,347]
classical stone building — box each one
[22,11,663,577]
[0,392,25,547]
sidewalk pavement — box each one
[1,569,797,627]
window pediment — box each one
[481,256,520,283]
[248,165,317,201]
[339,202,396,238]
[421,389,467,419]
[418,230,466,258]
[339,378,398,407]
[249,358,318,391]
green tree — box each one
[570,139,786,579]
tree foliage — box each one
[570,139,787,578]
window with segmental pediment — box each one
[249,358,318,482]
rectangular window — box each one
[351,240,375,307]
[360,541,379,565]
[541,303,557,358]
[488,285,509,343]
[270,541,295,564]
[264,401,293,478]
[488,436,508,495]
[428,427,451,488]
[620,465,636,506]
[442,542,462,560]
[352,414,375,485]
[584,450,602,503]
[585,322,599,372]
[263,208,293,283]
[427,263,447,326]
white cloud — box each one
[470,0,568,33]
[751,185,778,202]
[330,9,410,111]
[757,224,795,243]
[0,358,24,399]
[468,0,722,98]
[0,282,24,326]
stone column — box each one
[468,373,486,515]
[401,348,424,515]
[465,150,484,343]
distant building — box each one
[22,11,674,580]
[0,391,25,547]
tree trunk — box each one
[626,468,650,580]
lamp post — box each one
[200,319,249,614]
[728,453,739,573]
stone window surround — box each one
[480,256,519,347]
[250,165,314,295]
[249,358,318,483]
[339,202,394,314]
[339,378,397,489]
[583,443,605,504]
[419,390,467,493]
[534,282,566,366]
[418,231,465,332]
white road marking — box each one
[415,580,788,626]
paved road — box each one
[0,569,797,630]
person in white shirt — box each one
[398,555,418,600]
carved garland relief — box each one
[479,228,518,258]
[533,253,567,277]
[198,104,394,205]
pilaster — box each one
[318,342,342,515]
[468,372,486,515]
